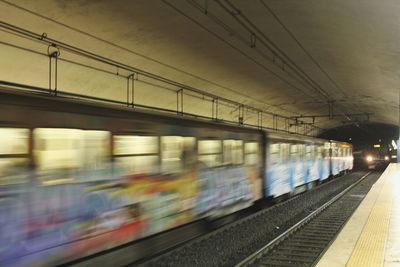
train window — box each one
[162,136,182,174]
[114,136,158,155]
[245,142,258,154]
[313,145,318,160]
[34,128,83,170]
[83,131,112,182]
[330,143,337,157]
[290,144,298,160]
[269,143,280,165]
[317,146,323,159]
[312,145,317,160]
[198,140,222,167]
[333,147,338,157]
[299,144,305,160]
[324,143,330,158]
[223,140,243,165]
[270,143,280,154]
[245,141,259,165]
[161,136,195,175]
[198,140,221,154]
[312,145,316,160]
[0,128,29,185]
[223,140,232,164]
[0,128,29,154]
[114,135,159,175]
[82,131,110,170]
[34,129,111,184]
[281,143,289,161]
[182,137,196,164]
[34,128,83,184]
[234,140,243,165]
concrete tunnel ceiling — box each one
[1,0,400,135]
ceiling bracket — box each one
[47,44,60,96]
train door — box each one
[160,136,197,221]
[222,139,250,208]
[0,128,30,263]
[113,135,159,176]
[267,142,291,197]
[308,144,319,183]
[196,139,222,215]
[338,147,345,172]
[331,142,340,175]
[291,143,305,188]
[324,142,331,178]
[197,137,257,217]
[317,144,327,180]
[244,141,262,201]
[349,147,354,170]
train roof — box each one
[0,82,352,147]
[0,84,261,135]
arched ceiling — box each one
[1,0,400,134]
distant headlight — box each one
[385,156,390,161]
[366,155,373,162]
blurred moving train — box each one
[353,144,391,170]
[0,88,353,266]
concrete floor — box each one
[317,163,400,267]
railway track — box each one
[237,171,380,267]
[138,171,379,267]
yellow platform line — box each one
[346,167,395,267]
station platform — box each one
[317,163,400,267]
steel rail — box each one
[236,171,372,267]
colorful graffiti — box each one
[0,163,258,266]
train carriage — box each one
[266,132,331,197]
[0,87,353,266]
[330,140,353,175]
[0,89,264,266]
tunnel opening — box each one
[318,123,399,170]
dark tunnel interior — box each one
[319,123,399,169]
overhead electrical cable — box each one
[0,0,296,115]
